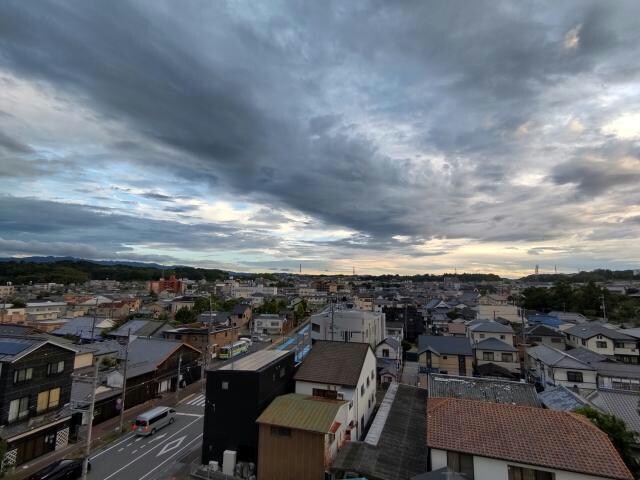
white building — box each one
[253,314,287,335]
[310,307,385,348]
[25,301,67,321]
[527,344,597,392]
[294,341,377,441]
[428,398,633,480]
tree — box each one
[174,307,196,324]
[575,407,638,474]
[446,310,460,320]
[7,298,26,308]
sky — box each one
[0,0,639,277]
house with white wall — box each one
[427,397,633,480]
[310,308,385,349]
[527,344,597,392]
[294,341,377,441]
[474,337,520,375]
[468,320,515,345]
[565,323,639,364]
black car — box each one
[28,458,90,480]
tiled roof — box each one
[524,324,564,338]
[538,385,591,412]
[474,337,517,352]
[587,389,640,435]
[294,341,370,387]
[527,344,594,370]
[417,335,473,356]
[565,323,635,341]
[468,321,513,334]
[427,398,633,480]
[428,374,541,407]
[256,393,346,433]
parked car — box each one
[251,334,272,343]
[28,458,90,480]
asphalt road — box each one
[88,395,205,480]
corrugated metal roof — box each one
[257,393,346,433]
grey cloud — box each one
[551,158,640,197]
[0,130,33,153]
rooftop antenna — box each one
[353,266,355,276]
[299,263,302,274]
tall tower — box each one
[535,264,539,276]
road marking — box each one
[132,449,138,454]
[117,448,124,453]
[101,416,203,480]
[175,412,202,417]
[141,445,146,449]
[126,443,133,447]
[139,434,203,480]
[148,433,167,443]
[135,437,142,442]
[186,394,206,406]
[156,435,186,456]
[178,392,196,405]
[90,433,135,460]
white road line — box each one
[187,394,205,405]
[138,434,203,480]
[90,433,135,460]
[175,412,203,417]
[101,416,203,480]
[135,437,142,442]
[132,449,138,454]
[178,392,196,405]
[117,448,124,453]
[126,443,133,447]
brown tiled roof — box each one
[294,341,371,387]
[427,398,633,480]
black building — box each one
[201,350,295,466]
[382,305,425,342]
[0,336,78,467]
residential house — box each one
[375,337,402,384]
[467,320,515,345]
[568,347,640,391]
[0,304,26,324]
[586,389,640,438]
[444,322,466,337]
[381,305,423,342]
[332,384,428,480]
[474,337,520,378]
[201,350,295,466]
[162,326,239,357]
[527,344,597,392]
[148,275,185,295]
[428,373,541,407]
[376,337,402,363]
[538,385,592,412]
[417,336,474,377]
[475,303,521,324]
[105,338,201,407]
[50,316,115,342]
[565,323,639,364]
[0,284,15,298]
[256,393,349,480]
[354,294,374,311]
[385,321,404,340]
[107,318,171,340]
[294,341,377,441]
[254,314,288,335]
[170,295,199,315]
[548,311,588,325]
[427,398,633,480]
[0,337,78,468]
[310,308,385,348]
[524,324,566,349]
[198,311,231,327]
[230,303,252,329]
[25,302,67,322]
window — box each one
[482,352,494,361]
[150,411,168,424]
[567,371,583,383]
[596,341,607,349]
[614,342,626,348]
[508,465,555,480]
[47,360,65,375]
[37,388,60,413]
[270,321,280,327]
[313,388,338,399]
[311,323,320,333]
[361,385,365,396]
[551,338,561,343]
[382,348,389,357]
[500,335,505,340]
[447,451,474,479]
[349,401,353,410]
[479,333,485,339]
[13,367,33,384]
[8,397,29,422]
[271,426,291,437]
[366,377,370,387]
[221,381,229,390]
[501,353,514,362]
[581,339,586,346]
[442,356,448,360]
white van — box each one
[133,406,176,436]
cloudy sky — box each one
[1,1,639,276]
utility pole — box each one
[330,296,335,342]
[176,353,182,401]
[89,296,98,344]
[118,329,131,433]
[82,360,99,480]
[601,295,607,322]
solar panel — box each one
[0,340,32,355]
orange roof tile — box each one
[427,398,633,480]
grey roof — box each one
[524,324,564,338]
[527,344,594,370]
[219,350,291,372]
[468,321,514,334]
[428,374,541,407]
[0,324,36,336]
[122,337,193,378]
[567,347,608,365]
[587,389,640,434]
[231,303,251,315]
[0,336,76,362]
[332,385,428,480]
[418,335,473,356]
[474,337,517,352]
[538,385,591,412]
[378,337,401,350]
[109,319,169,337]
[564,323,635,341]
[594,361,640,380]
[51,316,111,340]
[386,321,404,329]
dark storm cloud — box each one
[0,196,279,256]
[0,0,639,260]
[551,158,640,197]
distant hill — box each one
[0,257,229,285]
[519,269,640,283]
